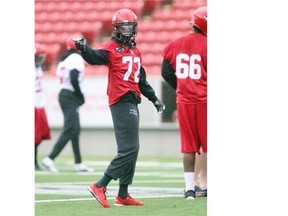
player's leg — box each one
[195,103,207,196]
[35,107,50,171]
[178,103,199,199]
[88,100,141,207]
[35,108,41,170]
[106,101,140,183]
[35,144,41,170]
[42,90,73,172]
[70,107,81,164]
[194,148,207,196]
[109,100,143,206]
[70,109,94,172]
[47,91,76,159]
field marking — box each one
[35,194,183,203]
[61,161,183,168]
[35,180,183,186]
[35,171,183,178]
[35,185,184,203]
[35,160,185,204]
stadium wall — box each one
[42,76,164,127]
[38,125,181,157]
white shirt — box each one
[35,65,45,108]
[56,53,85,92]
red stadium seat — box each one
[143,0,162,11]
[35,12,48,23]
[86,10,99,22]
[152,9,171,21]
[35,1,44,11]
[53,22,66,32]
[69,1,83,11]
[142,53,162,66]
[35,32,45,43]
[173,0,207,10]
[82,1,96,12]
[35,0,199,75]
[44,43,62,65]
[57,1,69,12]
[46,11,62,22]
[143,65,162,76]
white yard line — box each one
[35,160,185,203]
[35,185,184,203]
[35,194,183,203]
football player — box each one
[74,9,165,208]
[161,6,207,199]
[35,43,51,171]
[42,33,93,173]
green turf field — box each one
[35,156,207,216]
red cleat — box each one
[114,194,144,206]
[88,183,110,208]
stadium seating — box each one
[136,0,207,75]
[35,0,207,75]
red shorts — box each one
[35,107,51,145]
[177,103,207,153]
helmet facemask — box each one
[113,22,137,47]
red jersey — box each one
[100,41,142,106]
[162,33,207,104]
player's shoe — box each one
[195,186,207,197]
[74,163,94,172]
[184,190,196,200]
[42,157,58,173]
[114,194,144,206]
[88,183,110,208]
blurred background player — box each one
[161,6,207,199]
[42,33,93,173]
[74,9,165,208]
[35,43,51,171]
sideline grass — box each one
[35,156,207,216]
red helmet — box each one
[112,9,138,45]
[35,43,46,66]
[66,32,83,50]
[191,6,207,36]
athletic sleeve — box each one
[70,69,82,94]
[70,69,85,105]
[81,46,108,65]
[139,66,158,102]
[161,58,177,89]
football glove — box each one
[153,98,165,114]
[73,37,87,52]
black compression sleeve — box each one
[161,59,177,89]
[81,46,108,65]
[70,69,82,94]
[139,66,158,102]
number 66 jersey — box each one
[162,33,207,104]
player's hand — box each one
[73,37,87,52]
[153,98,165,114]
